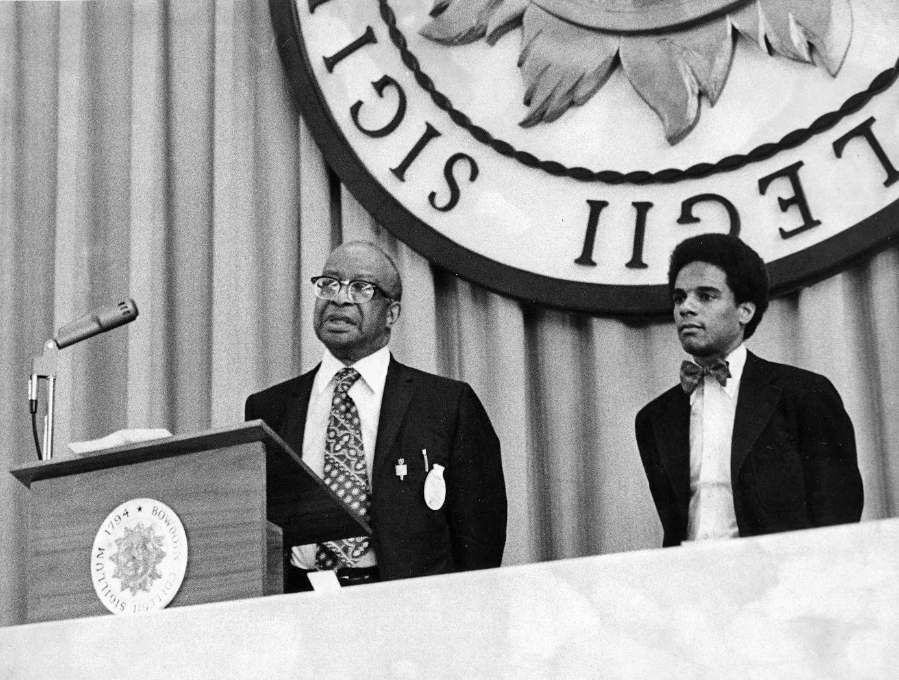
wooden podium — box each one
[9,421,369,623]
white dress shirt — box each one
[686,344,747,542]
[291,345,390,569]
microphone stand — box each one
[29,340,59,460]
[27,298,139,460]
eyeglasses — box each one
[311,276,393,303]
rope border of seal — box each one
[379,0,899,186]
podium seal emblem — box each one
[90,498,188,615]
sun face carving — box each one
[110,523,167,596]
[420,0,853,144]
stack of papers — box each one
[68,429,173,456]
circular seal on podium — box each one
[90,498,189,615]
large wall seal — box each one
[270,0,899,314]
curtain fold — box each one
[1,0,895,626]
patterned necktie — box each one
[680,358,731,394]
[315,367,371,569]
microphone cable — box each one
[30,397,42,460]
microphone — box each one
[28,298,139,460]
[53,299,139,349]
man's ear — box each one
[738,301,756,327]
[386,301,401,328]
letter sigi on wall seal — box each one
[90,498,189,615]
[271,0,899,313]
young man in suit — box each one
[246,240,507,590]
[635,234,863,547]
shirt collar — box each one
[688,343,747,402]
[315,345,391,397]
[722,343,747,398]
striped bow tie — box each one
[680,358,731,394]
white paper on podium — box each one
[307,570,342,592]
[68,429,173,456]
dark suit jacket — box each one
[635,351,863,547]
[245,356,507,583]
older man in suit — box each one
[636,234,863,547]
[246,240,506,590]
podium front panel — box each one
[26,443,269,622]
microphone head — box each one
[97,299,139,329]
[54,299,139,349]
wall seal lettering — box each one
[270,0,899,314]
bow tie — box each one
[680,358,731,394]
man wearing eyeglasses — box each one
[245,240,507,591]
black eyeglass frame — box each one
[310,276,395,303]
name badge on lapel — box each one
[424,464,446,510]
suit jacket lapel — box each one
[657,388,692,509]
[279,366,318,459]
[373,357,414,484]
[731,352,780,479]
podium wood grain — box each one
[11,422,368,623]
[27,445,268,621]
